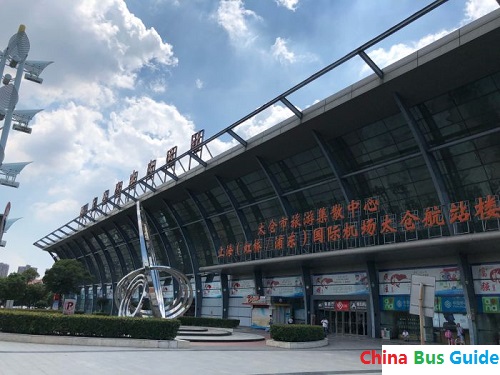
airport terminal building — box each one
[36,7,500,344]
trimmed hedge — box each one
[270,324,324,342]
[0,310,180,340]
[178,316,240,329]
[12,309,63,314]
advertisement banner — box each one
[229,279,256,297]
[202,282,222,298]
[263,276,303,297]
[435,296,466,313]
[251,307,271,329]
[379,267,462,296]
[243,295,269,305]
[312,272,369,296]
[381,296,410,311]
[471,264,500,294]
[481,296,500,313]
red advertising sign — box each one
[334,300,350,311]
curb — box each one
[266,338,329,349]
[0,332,190,349]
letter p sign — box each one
[63,299,77,315]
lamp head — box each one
[2,74,12,86]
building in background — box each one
[35,8,500,344]
[17,264,37,274]
[0,262,8,277]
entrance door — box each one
[274,305,291,324]
[357,311,367,335]
[335,311,344,334]
[333,311,368,335]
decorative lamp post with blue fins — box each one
[0,24,53,187]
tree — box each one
[3,273,27,304]
[0,278,6,305]
[23,283,48,309]
[22,268,39,284]
[43,259,92,297]
[0,270,44,307]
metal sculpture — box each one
[114,201,193,318]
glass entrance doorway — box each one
[333,311,367,335]
[317,300,368,336]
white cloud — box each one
[33,199,80,223]
[271,37,297,64]
[0,0,193,275]
[149,78,167,93]
[235,104,294,138]
[196,79,204,89]
[275,0,299,12]
[216,0,262,46]
[76,0,178,70]
[462,0,499,24]
[361,29,449,76]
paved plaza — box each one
[0,330,386,375]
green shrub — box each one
[11,308,61,314]
[92,312,109,316]
[178,316,239,329]
[270,324,324,342]
[0,310,180,340]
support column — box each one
[221,272,230,319]
[114,219,141,269]
[394,93,452,221]
[254,269,264,297]
[216,175,252,242]
[366,261,381,338]
[163,199,203,317]
[187,189,220,260]
[72,239,104,308]
[101,228,128,278]
[301,265,313,325]
[312,130,353,204]
[457,253,478,344]
[256,156,292,217]
[89,232,117,314]
[89,233,117,286]
[143,208,180,269]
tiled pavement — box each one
[0,329,416,375]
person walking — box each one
[445,328,453,345]
[265,315,273,332]
[321,317,329,337]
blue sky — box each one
[0,0,498,276]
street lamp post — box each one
[0,24,52,187]
[0,25,52,247]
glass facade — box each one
[51,69,500,278]
[41,29,500,342]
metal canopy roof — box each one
[35,2,500,251]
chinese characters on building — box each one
[218,195,500,262]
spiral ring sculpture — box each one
[114,202,193,318]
